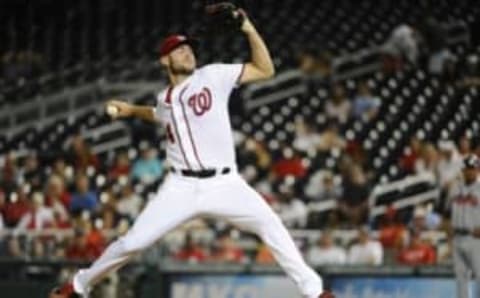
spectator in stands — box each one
[382,23,422,68]
[45,175,71,210]
[271,147,306,178]
[396,229,436,265]
[131,147,163,184]
[5,236,23,258]
[399,136,423,174]
[325,83,351,124]
[253,171,278,204]
[305,170,342,201]
[428,49,455,76]
[52,157,74,185]
[317,122,346,152]
[458,135,472,156]
[456,54,480,87]
[20,153,45,190]
[415,142,439,175]
[51,209,72,229]
[1,152,18,190]
[100,207,118,231]
[410,205,441,231]
[174,233,208,263]
[244,138,272,173]
[255,243,275,265]
[338,164,369,226]
[316,51,333,82]
[115,184,143,221]
[344,140,368,169]
[109,152,131,180]
[16,192,54,231]
[352,81,381,121]
[348,227,383,265]
[276,189,308,228]
[378,207,407,250]
[65,229,98,261]
[84,224,106,258]
[421,16,454,77]
[298,49,319,76]
[297,49,332,83]
[293,119,322,153]
[31,237,46,259]
[2,187,30,227]
[242,164,260,185]
[437,140,463,213]
[98,191,120,231]
[70,134,99,171]
[211,231,246,263]
[307,231,347,266]
[437,140,463,192]
[70,174,98,215]
[475,143,480,158]
[412,206,429,231]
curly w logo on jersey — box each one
[188,87,212,116]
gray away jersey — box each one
[450,179,480,231]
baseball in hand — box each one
[106,104,119,117]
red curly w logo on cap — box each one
[188,87,212,116]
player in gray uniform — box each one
[450,154,480,298]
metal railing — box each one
[0,81,163,139]
[368,172,439,218]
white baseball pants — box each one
[73,172,323,297]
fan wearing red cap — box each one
[51,4,333,298]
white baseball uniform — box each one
[72,64,324,297]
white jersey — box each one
[154,63,244,170]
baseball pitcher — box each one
[50,4,333,298]
[450,154,480,298]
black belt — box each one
[454,228,472,236]
[170,167,231,178]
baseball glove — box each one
[204,2,244,34]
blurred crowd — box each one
[0,91,477,267]
[0,13,479,269]
[298,17,480,88]
[0,135,161,261]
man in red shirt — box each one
[399,137,422,174]
[211,231,246,263]
[108,152,131,180]
[378,207,407,249]
[2,188,31,227]
[272,148,306,178]
[396,229,436,265]
[174,234,208,263]
[66,228,105,261]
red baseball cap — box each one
[159,34,196,57]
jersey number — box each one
[188,87,212,116]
